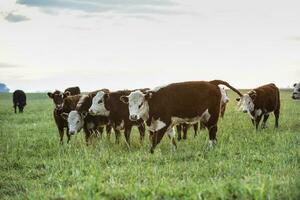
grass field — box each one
[0,90,299,199]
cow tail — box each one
[209,80,243,97]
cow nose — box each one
[69,131,75,135]
[89,109,94,115]
[243,110,247,113]
[129,115,138,121]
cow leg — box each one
[106,124,112,140]
[98,126,104,138]
[150,127,168,154]
[176,125,182,141]
[182,124,188,140]
[14,105,17,114]
[138,123,146,143]
[274,109,280,128]
[66,127,71,143]
[83,126,91,145]
[200,121,206,130]
[19,106,23,113]
[208,125,218,148]
[220,104,226,118]
[251,119,255,126]
[193,123,198,137]
[124,125,132,146]
[166,127,177,151]
[114,129,121,144]
[261,114,269,129]
[255,115,262,130]
[58,128,64,144]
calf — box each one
[61,90,112,144]
[89,90,146,146]
[177,86,229,140]
[47,87,80,144]
[13,90,26,113]
[120,80,242,153]
[236,83,280,129]
[292,82,300,99]
[50,94,82,144]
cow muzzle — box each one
[129,115,138,121]
[243,110,248,113]
[89,109,96,115]
[292,93,299,99]
[69,130,75,135]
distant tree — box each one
[0,83,10,93]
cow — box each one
[47,87,80,144]
[52,95,82,144]
[119,80,242,153]
[13,90,26,113]
[47,86,81,109]
[61,90,112,144]
[177,86,230,140]
[89,89,147,146]
[236,83,280,130]
[292,82,300,99]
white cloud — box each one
[0,0,300,92]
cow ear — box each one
[249,91,257,100]
[47,92,53,99]
[64,91,71,98]
[61,112,69,120]
[145,92,153,100]
[120,96,129,104]
[236,97,240,102]
[294,83,297,87]
[104,93,110,100]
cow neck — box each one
[141,101,150,121]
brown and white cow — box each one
[47,87,80,144]
[292,82,300,100]
[89,89,147,146]
[177,86,230,140]
[236,83,280,129]
[119,80,242,153]
[61,90,112,144]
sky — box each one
[0,0,299,92]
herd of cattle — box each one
[12,81,300,153]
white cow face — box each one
[68,111,86,135]
[236,91,256,113]
[292,83,300,99]
[89,91,110,116]
[220,87,229,104]
[120,90,151,121]
[61,111,86,135]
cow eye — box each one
[98,99,103,104]
[77,120,80,124]
[138,102,143,109]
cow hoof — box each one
[208,140,217,148]
[150,148,154,154]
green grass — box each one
[0,91,299,199]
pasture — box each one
[0,90,299,199]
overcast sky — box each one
[0,0,299,92]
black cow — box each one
[13,90,26,113]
